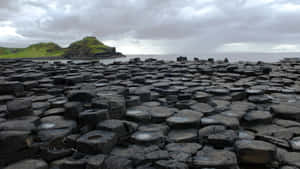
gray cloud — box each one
[1,0,300,53]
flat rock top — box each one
[3,159,48,169]
[235,140,276,151]
[1,57,300,169]
[271,102,300,115]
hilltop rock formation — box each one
[63,36,124,58]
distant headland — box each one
[0,36,125,59]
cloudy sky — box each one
[1,0,300,54]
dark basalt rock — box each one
[277,148,300,167]
[79,109,108,126]
[243,110,273,124]
[190,102,214,115]
[42,107,65,117]
[166,143,202,154]
[126,95,141,107]
[235,140,276,164]
[0,95,15,104]
[0,119,36,131]
[198,125,226,142]
[193,92,211,102]
[59,156,87,169]
[64,102,83,119]
[77,130,118,154]
[256,134,290,149]
[280,166,298,169]
[131,131,165,145]
[110,145,157,164]
[201,114,240,129]
[6,98,32,118]
[3,159,48,169]
[126,108,151,123]
[86,154,106,169]
[168,129,198,143]
[248,95,272,103]
[0,130,32,155]
[0,81,24,97]
[138,123,169,135]
[97,119,137,138]
[104,156,133,169]
[37,116,77,141]
[2,58,300,168]
[97,93,126,119]
[290,137,300,151]
[207,88,230,95]
[32,101,50,112]
[207,129,237,147]
[40,139,73,162]
[155,160,188,169]
[271,102,300,120]
[149,106,176,122]
[166,109,202,128]
[177,56,188,62]
[67,90,95,102]
[145,150,169,161]
[192,146,238,168]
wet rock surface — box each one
[1,57,300,168]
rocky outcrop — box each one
[63,36,124,58]
[1,57,300,168]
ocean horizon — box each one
[100,52,300,64]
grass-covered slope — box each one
[63,36,115,58]
[0,36,117,59]
[0,47,23,55]
[0,43,64,59]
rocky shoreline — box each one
[1,57,300,169]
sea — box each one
[37,52,300,64]
[101,52,300,64]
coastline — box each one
[0,54,126,61]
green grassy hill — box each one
[0,37,115,59]
[0,43,64,59]
[63,36,115,58]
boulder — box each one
[166,109,202,128]
[77,130,118,154]
[6,98,32,118]
[0,130,32,155]
[0,81,24,97]
[277,148,300,167]
[271,102,300,120]
[64,102,83,119]
[192,146,238,168]
[79,109,108,126]
[86,154,106,169]
[97,119,137,138]
[243,110,273,124]
[67,90,95,102]
[235,140,276,164]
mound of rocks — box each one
[0,57,300,169]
